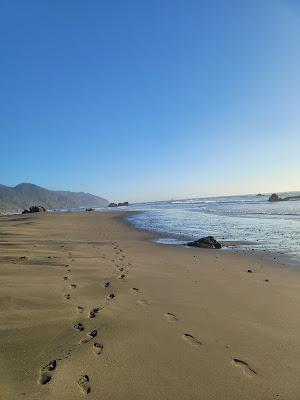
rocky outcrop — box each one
[269,193,300,202]
[269,193,282,202]
[22,205,46,214]
[108,202,129,207]
[187,236,222,249]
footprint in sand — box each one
[182,333,202,346]
[39,360,56,385]
[165,312,177,322]
[70,284,77,289]
[103,281,110,288]
[93,342,104,355]
[88,307,101,318]
[117,274,126,280]
[78,374,90,394]
[137,299,149,306]
[130,287,139,293]
[73,323,84,332]
[64,293,71,300]
[63,276,68,280]
[80,330,98,344]
[77,306,84,313]
[106,293,115,300]
[232,358,257,377]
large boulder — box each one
[22,205,46,214]
[108,203,118,207]
[187,236,222,249]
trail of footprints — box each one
[39,239,257,396]
[39,240,134,394]
[164,312,256,377]
[112,241,258,380]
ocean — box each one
[123,192,300,264]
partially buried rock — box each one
[187,236,222,249]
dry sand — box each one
[0,211,300,399]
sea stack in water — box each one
[268,193,300,202]
[268,193,282,202]
[187,236,222,249]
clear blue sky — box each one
[0,0,299,202]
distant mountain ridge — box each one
[0,183,109,214]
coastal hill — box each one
[0,183,109,214]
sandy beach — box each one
[1,210,300,399]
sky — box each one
[0,0,299,202]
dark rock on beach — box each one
[187,236,222,249]
[108,201,129,207]
[22,205,46,214]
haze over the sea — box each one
[0,0,299,201]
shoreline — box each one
[3,207,299,268]
[120,210,300,269]
[1,211,300,399]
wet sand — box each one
[0,211,300,399]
